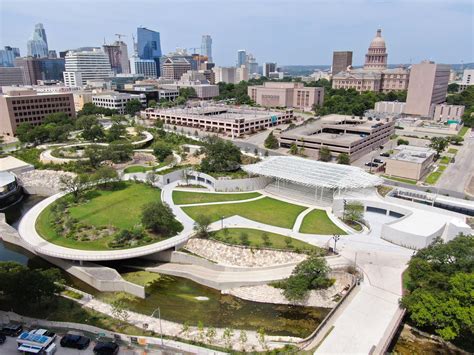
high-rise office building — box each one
[201,35,212,62]
[27,23,49,58]
[103,41,130,74]
[14,57,65,85]
[0,67,27,86]
[129,54,157,77]
[363,29,388,71]
[332,51,352,75]
[63,49,114,87]
[237,50,247,67]
[246,53,258,74]
[161,58,192,80]
[137,27,162,77]
[0,46,20,67]
[263,62,277,77]
[404,61,450,117]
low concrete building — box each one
[279,114,395,161]
[248,82,324,111]
[72,91,93,111]
[375,101,406,115]
[92,92,146,114]
[0,67,27,87]
[0,88,75,136]
[0,156,34,175]
[432,104,465,122]
[141,106,294,138]
[385,145,435,180]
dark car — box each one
[380,152,390,157]
[365,162,379,167]
[93,341,119,355]
[0,324,23,337]
[373,158,384,164]
[60,334,91,350]
[0,334,6,344]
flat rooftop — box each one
[0,156,33,172]
[147,106,285,121]
[390,145,435,163]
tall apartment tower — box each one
[103,41,130,74]
[363,29,388,71]
[405,61,450,117]
[137,27,162,77]
[332,51,352,75]
[0,46,21,67]
[201,35,212,62]
[237,50,246,67]
[263,62,277,77]
[27,23,49,58]
[63,49,114,87]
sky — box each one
[1,0,473,66]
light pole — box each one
[332,234,341,254]
[151,307,164,346]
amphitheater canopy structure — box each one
[243,156,383,203]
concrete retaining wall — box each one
[187,171,271,192]
[21,185,59,196]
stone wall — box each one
[184,238,307,267]
[19,169,75,196]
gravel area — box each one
[19,169,75,195]
[225,271,354,308]
[184,238,307,267]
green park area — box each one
[458,126,469,137]
[439,156,451,165]
[182,197,307,229]
[299,209,347,235]
[425,171,442,185]
[447,148,458,154]
[382,174,417,185]
[123,163,166,174]
[211,228,323,253]
[36,182,170,250]
[172,191,261,205]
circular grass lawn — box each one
[36,182,166,250]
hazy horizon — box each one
[1,0,473,66]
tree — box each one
[257,327,267,350]
[337,153,350,165]
[401,234,474,343]
[148,99,157,108]
[222,327,234,350]
[146,171,157,185]
[181,321,190,339]
[60,174,89,202]
[111,294,131,327]
[289,143,298,155]
[197,321,205,343]
[153,141,173,162]
[239,330,248,350]
[449,135,463,146]
[193,214,212,238]
[200,136,242,173]
[264,131,279,149]
[179,87,197,100]
[344,201,364,222]
[239,232,250,246]
[93,166,118,189]
[104,142,133,163]
[261,232,271,247]
[124,99,143,116]
[141,201,183,236]
[206,326,216,345]
[279,255,334,301]
[78,103,118,117]
[107,123,126,142]
[84,144,107,168]
[397,138,409,146]
[448,83,459,94]
[429,137,449,158]
[319,147,331,162]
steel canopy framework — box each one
[243,156,383,191]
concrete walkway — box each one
[292,207,314,232]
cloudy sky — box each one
[1,0,473,66]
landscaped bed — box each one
[123,162,166,174]
[382,174,418,185]
[172,191,261,205]
[211,228,323,253]
[299,209,347,235]
[182,197,307,229]
[36,182,172,250]
[425,171,442,185]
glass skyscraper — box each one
[201,35,212,62]
[237,50,246,67]
[27,23,49,58]
[137,27,162,76]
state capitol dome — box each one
[369,29,386,48]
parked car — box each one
[373,158,384,164]
[365,162,379,167]
[60,334,91,350]
[380,152,390,157]
[0,334,6,344]
[0,324,23,336]
[93,341,119,355]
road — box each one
[437,129,474,194]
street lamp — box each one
[151,307,164,346]
[332,234,341,254]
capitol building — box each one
[332,29,410,93]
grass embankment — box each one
[211,228,322,253]
[439,156,451,165]
[172,191,261,205]
[182,197,306,229]
[458,126,469,137]
[123,163,166,174]
[36,182,163,250]
[122,271,162,288]
[425,172,442,185]
[299,209,347,235]
[447,148,458,154]
[382,174,418,185]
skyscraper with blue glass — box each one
[137,27,162,77]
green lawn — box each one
[458,126,469,137]
[448,148,458,154]
[36,182,163,250]
[382,175,418,185]
[299,209,347,235]
[182,197,307,229]
[122,271,162,287]
[438,165,447,172]
[211,228,323,253]
[425,171,442,185]
[439,156,451,165]
[173,191,261,205]
[123,164,165,174]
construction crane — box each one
[115,33,127,41]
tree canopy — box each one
[401,234,473,348]
[446,86,474,127]
[200,136,242,173]
[124,99,143,116]
[264,131,279,149]
[141,201,183,236]
[16,112,75,144]
[78,103,118,117]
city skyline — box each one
[1,0,473,66]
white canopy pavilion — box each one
[243,156,383,205]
